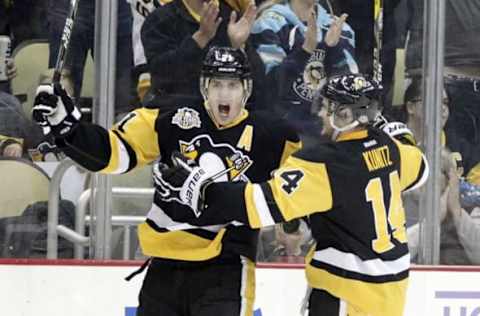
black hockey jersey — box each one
[58,103,300,262]
[198,127,428,316]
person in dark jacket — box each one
[141,0,266,110]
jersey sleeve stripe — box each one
[403,155,429,193]
[101,131,131,174]
[247,183,276,227]
[244,183,262,228]
[252,184,276,227]
[260,182,285,223]
[113,130,138,172]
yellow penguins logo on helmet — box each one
[353,77,366,91]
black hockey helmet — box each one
[318,73,382,124]
[201,46,251,79]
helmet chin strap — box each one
[329,114,360,141]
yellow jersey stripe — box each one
[138,222,226,261]
[244,183,262,228]
[240,257,255,316]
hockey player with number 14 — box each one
[31,46,301,316]
[155,74,429,316]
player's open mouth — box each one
[218,104,230,118]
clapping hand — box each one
[324,13,348,47]
[193,1,222,48]
[228,4,257,49]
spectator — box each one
[47,0,135,114]
[0,91,32,158]
[0,0,49,49]
[257,220,313,263]
[407,148,480,265]
[0,17,17,94]
[251,0,358,144]
[272,220,312,262]
[0,56,27,158]
[446,168,480,264]
[0,58,17,94]
[141,0,266,110]
[127,0,163,102]
[403,0,480,145]
[332,0,402,112]
[399,80,480,186]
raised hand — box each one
[302,9,318,54]
[193,1,222,49]
[228,4,257,49]
[324,13,348,47]
[32,83,82,136]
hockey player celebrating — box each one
[154,74,429,316]
[32,46,300,316]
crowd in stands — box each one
[0,0,479,263]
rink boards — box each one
[1,261,480,316]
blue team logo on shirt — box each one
[293,49,326,102]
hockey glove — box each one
[153,152,213,218]
[32,83,82,137]
[374,116,417,146]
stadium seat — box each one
[10,40,94,118]
[0,158,50,218]
[10,40,50,116]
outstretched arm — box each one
[155,153,333,229]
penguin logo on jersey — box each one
[293,49,327,102]
[172,107,201,130]
[179,134,253,182]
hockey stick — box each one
[53,0,80,84]
[373,0,383,86]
